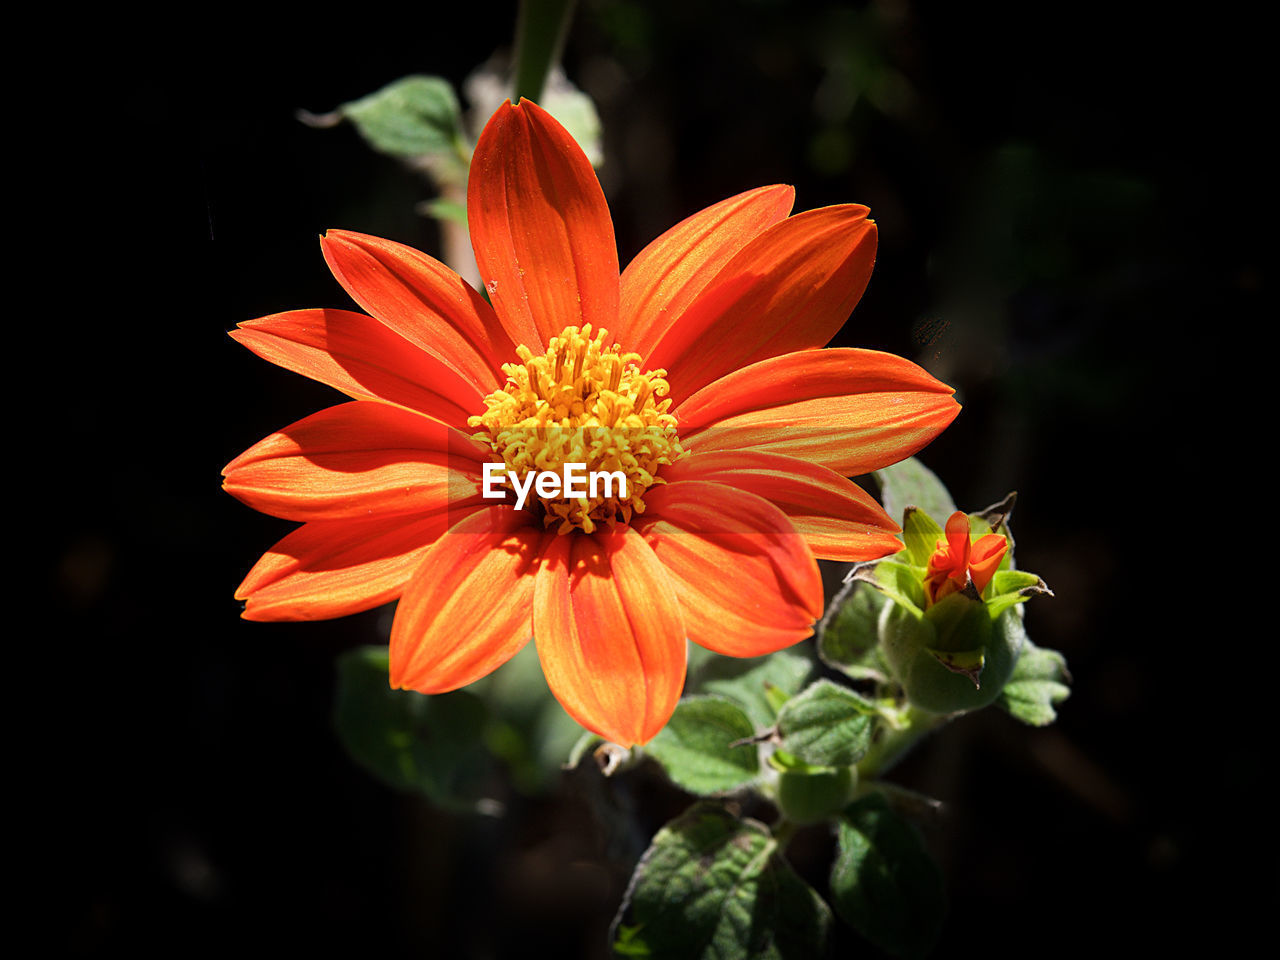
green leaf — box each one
[340,75,469,179]
[876,457,957,528]
[333,647,489,806]
[689,648,813,729]
[818,579,890,682]
[418,197,467,225]
[998,641,1072,725]
[611,803,831,959]
[831,794,945,959]
[645,696,759,795]
[776,680,875,768]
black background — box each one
[56,1,1264,955]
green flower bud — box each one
[776,762,857,825]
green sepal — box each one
[339,75,469,180]
[611,803,832,958]
[881,604,1027,714]
[818,579,891,682]
[901,506,945,567]
[998,640,1072,725]
[644,696,760,795]
[333,647,489,808]
[687,648,813,729]
[876,456,957,527]
[923,590,992,654]
[831,793,946,959]
[848,559,926,616]
[986,568,1054,618]
[776,680,875,768]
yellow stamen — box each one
[468,324,687,534]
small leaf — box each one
[818,579,890,682]
[876,457,957,528]
[611,803,831,959]
[998,641,1072,725]
[339,75,469,180]
[689,648,813,729]
[645,696,759,795]
[333,646,489,806]
[831,794,946,959]
[417,197,468,225]
[776,680,875,768]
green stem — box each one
[512,0,578,104]
[857,706,948,780]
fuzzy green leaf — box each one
[690,648,813,729]
[998,641,1072,725]
[819,580,890,681]
[831,794,945,959]
[645,696,760,795]
[876,457,957,528]
[333,647,488,806]
[612,803,831,959]
[340,75,468,178]
[777,680,875,768]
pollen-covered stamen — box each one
[469,324,687,534]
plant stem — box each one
[857,706,948,780]
[513,0,578,104]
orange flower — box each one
[922,511,1008,607]
[224,99,960,746]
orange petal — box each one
[676,348,961,476]
[230,308,482,426]
[968,533,1008,593]
[222,401,490,522]
[634,481,823,658]
[662,450,901,562]
[647,205,877,406]
[468,99,619,352]
[942,511,972,569]
[390,506,543,693]
[533,526,686,746]
[620,184,794,357]
[236,508,475,621]
[320,230,515,395]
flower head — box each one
[224,99,960,746]
[922,511,1009,607]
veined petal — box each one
[647,205,877,406]
[320,230,514,394]
[468,99,619,352]
[231,308,481,425]
[634,481,823,658]
[662,451,902,562]
[390,506,543,693]
[676,348,960,476]
[235,508,474,621]
[222,401,490,522]
[534,526,686,746]
[619,184,794,357]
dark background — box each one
[58,1,1264,955]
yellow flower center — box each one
[468,324,686,534]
